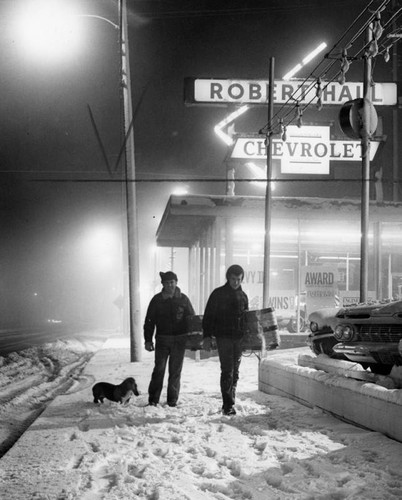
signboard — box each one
[280,126,330,174]
[184,78,397,106]
[231,126,381,174]
[246,290,297,320]
[266,290,297,319]
[302,265,339,315]
[338,290,376,306]
[242,270,296,318]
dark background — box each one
[0,0,399,328]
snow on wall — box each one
[259,348,402,442]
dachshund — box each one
[92,377,139,404]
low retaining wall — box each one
[259,348,402,443]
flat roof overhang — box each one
[155,194,402,248]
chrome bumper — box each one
[333,342,399,363]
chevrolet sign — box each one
[231,126,380,175]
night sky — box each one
[0,0,399,328]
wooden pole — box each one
[262,57,275,308]
[120,0,142,361]
[359,25,372,303]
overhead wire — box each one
[377,7,402,58]
[29,177,402,186]
[133,1,368,20]
[259,0,382,134]
[258,0,398,137]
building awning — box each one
[156,195,264,247]
[155,194,402,248]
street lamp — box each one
[12,0,84,63]
[79,1,143,362]
[14,0,142,361]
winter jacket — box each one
[202,282,249,339]
[144,287,195,343]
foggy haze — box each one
[0,0,397,331]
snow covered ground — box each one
[1,336,402,499]
[0,334,105,458]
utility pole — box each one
[392,0,399,202]
[359,26,372,303]
[262,57,275,308]
[119,0,142,361]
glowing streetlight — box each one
[12,0,84,63]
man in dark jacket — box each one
[202,264,249,416]
[144,271,195,407]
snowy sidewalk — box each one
[1,337,402,499]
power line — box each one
[259,0,400,136]
[132,1,369,20]
[30,177,402,185]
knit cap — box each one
[160,271,178,282]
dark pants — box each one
[148,335,187,405]
[216,337,243,411]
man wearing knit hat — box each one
[202,264,249,416]
[144,271,195,407]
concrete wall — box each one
[259,351,402,443]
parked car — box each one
[332,299,402,375]
[307,307,343,358]
[308,300,402,375]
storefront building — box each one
[155,194,402,327]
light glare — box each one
[283,63,303,80]
[283,42,327,79]
[245,162,275,191]
[302,42,327,64]
[172,186,189,195]
[13,0,83,64]
[82,226,119,271]
[214,105,249,145]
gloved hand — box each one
[144,341,155,352]
[202,337,213,351]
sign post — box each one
[338,25,377,304]
[360,25,374,303]
[262,57,274,308]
